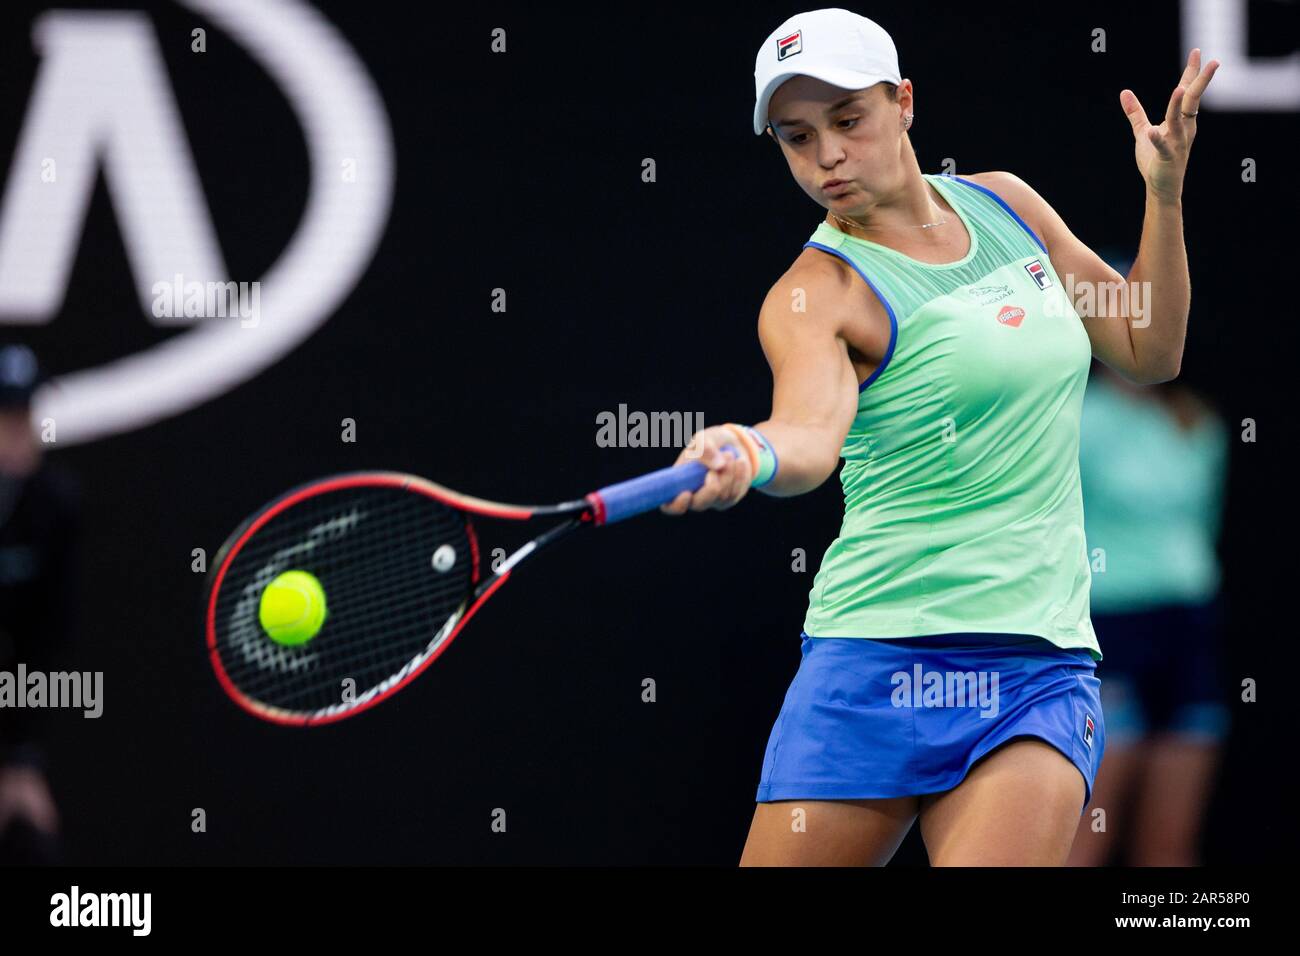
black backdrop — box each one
[0,0,1293,864]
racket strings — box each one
[221,490,447,567]
[222,516,470,628]
[227,572,468,701]
[224,572,463,698]
[212,485,475,715]
[216,507,464,711]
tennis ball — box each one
[432,544,456,573]
[259,570,328,646]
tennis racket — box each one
[204,444,745,726]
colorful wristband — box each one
[724,423,778,489]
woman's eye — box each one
[789,119,856,144]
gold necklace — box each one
[830,210,949,232]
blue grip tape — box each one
[594,444,741,525]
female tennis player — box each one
[659,9,1218,865]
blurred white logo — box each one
[1181,0,1300,110]
[0,0,395,444]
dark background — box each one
[0,0,1293,864]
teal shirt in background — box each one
[1079,372,1228,614]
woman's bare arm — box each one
[659,258,861,515]
[748,262,863,496]
[968,50,1219,386]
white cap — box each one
[753,8,901,135]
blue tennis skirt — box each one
[756,632,1105,811]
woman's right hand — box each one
[659,425,754,516]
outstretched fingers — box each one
[1180,48,1221,116]
[1120,88,1150,135]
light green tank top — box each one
[1079,373,1227,613]
[802,172,1100,660]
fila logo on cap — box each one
[776,30,802,60]
[753,10,900,135]
[1025,259,1053,291]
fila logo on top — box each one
[776,30,802,60]
[0,0,395,445]
[1024,258,1053,291]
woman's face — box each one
[765,77,912,213]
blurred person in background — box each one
[0,344,81,865]
[1067,345,1230,866]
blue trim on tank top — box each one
[942,174,1048,255]
[803,240,898,392]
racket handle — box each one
[587,444,742,525]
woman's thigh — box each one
[740,796,919,866]
[918,738,1085,866]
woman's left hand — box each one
[1120,48,1220,203]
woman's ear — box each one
[893,80,913,115]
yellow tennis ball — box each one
[259,570,328,646]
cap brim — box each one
[754,67,890,135]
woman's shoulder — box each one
[945,170,1049,234]
[780,232,860,291]
[947,169,1030,197]
[783,240,889,314]
[756,240,891,355]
